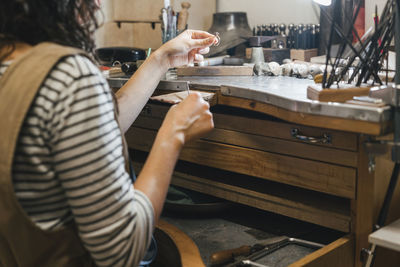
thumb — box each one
[190,37,215,49]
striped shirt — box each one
[0,55,154,267]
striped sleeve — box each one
[49,55,155,267]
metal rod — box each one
[319,6,383,86]
[322,0,339,88]
[241,260,270,267]
[329,0,363,87]
[396,0,400,85]
[337,0,395,85]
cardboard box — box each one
[290,48,318,62]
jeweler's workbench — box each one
[109,76,400,267]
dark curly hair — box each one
[0,0,101,62]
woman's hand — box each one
[158,92,214,148]
[135,93,213,222]
[157,30,218,69]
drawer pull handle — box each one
[290,128,331,144]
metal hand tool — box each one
[297,24,303,49]
[319,2,385,88]
[261,25,267,36]
[210,236,288,266]
[273,24,279,36]
[225,237,323,267]
[256,25,262,36]
[288,24,295,48]
[279,24,286,37]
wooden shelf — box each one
[114,20,161,28]
[131,154,351,232]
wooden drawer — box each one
[138,103,359,152]
[128,103,358,199]
[160,213,353,267]
[159,222,354,267]
[128,128,356,199]
[157,209,353,267]
[290,236,354,267]
[127,102,359,266]
[132,156,354,266]
[132,153,351,232]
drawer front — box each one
[134,116,358,168]
[138,103,358,152]
[212,112,358,152]
[126,127,356,199]
[290,236,354,267]
[132,157,351,232]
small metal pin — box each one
[185,81,190,97]
[213,32,220,46]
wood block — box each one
[291,49,318,62]
[176,66,253,76]
[307,84,371,103]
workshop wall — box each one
[95,0,165,49]
[95,0,215,49]
[96,0,385,50]
[365,0,388,31]
[217,0,319,27]
[95,0,317,49]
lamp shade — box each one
[313,0,332,6]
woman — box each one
[0,1,215,266]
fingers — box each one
[184,92,209,111]
[188,49,196,63]
[194,54,204,62]
[189,30,215,39]
[167,92,213,144]
[198,47,210,54]
[190,37,216,49]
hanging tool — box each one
[177,2,191,32]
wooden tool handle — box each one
[210,245,252,266]
[177,2,191,31]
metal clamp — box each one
[290,128,332,144]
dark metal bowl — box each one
[95,47,146,66]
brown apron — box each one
[0,43,96,267]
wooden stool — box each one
[366,219,400,266]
